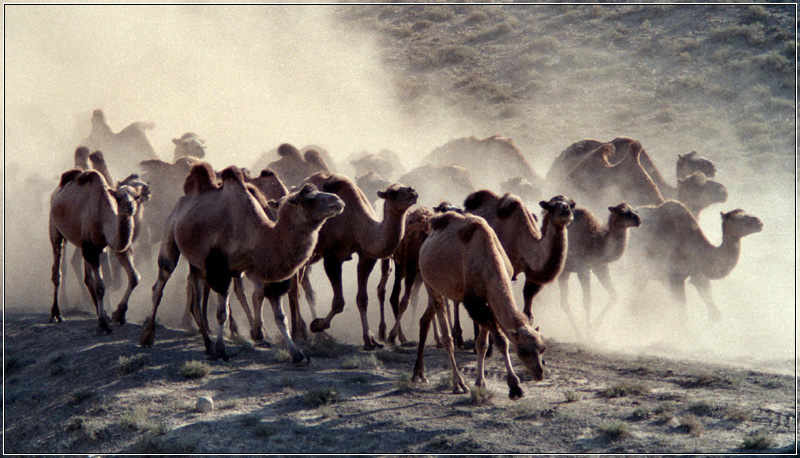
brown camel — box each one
[356,171,392,207]
[628,201,763,320]
[558,203,641,337]
[464,191,575,322]
[172,132,206,161]
[261,143,333,188]
[49,169,150,333]
[139,164,344,361]
[416,211,547,399]
[298,172,418,349]
[82,109,157,176]
[397,164,477,208]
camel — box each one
[422,135,542,192]
[397,164,477,208]
[139,164,344,361]
[628,200,763,320]
[464,191,575,321]
[82,109,157,176]
[415,211,547,399]
[676,171,728,218]
[558,203,641,337]
[349,149,406,179]
[260,143,333,188]
[297,172,418,349]
[356,171,391,207]
[172,132,206,161]
[677,151,716,179]
[500,176,541,206]
[49,168,150,333]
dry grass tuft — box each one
[741,429,775,450]
[600,382,651,398]
[678,414,705,437]
[304,387,340,407]
[179,360,211,379]
[469,385,496,406]
[597,421,632,440]
[117,353,150,375]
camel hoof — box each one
[250,328,266,343]
[453,382,468,394]
[508,385,524,400]
[111,311,126,325]
[401,341,416,348]
[378,323,387,342]
[412,373,428,385]
[309,319,329,333]
[364,335,384,350]
[292,354,311,367]
[49,315,63,324]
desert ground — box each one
[3,3,796,455]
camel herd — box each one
[46,109,763,399]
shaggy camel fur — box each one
[139,164,344,361]
[423,135,541,192]
[172,132,206,161]
[558,203,641,336]
[49,169,150,332]
[264,143,333,188]
[299,172,418,349]
[416,211,547,399]
[629,201,762,320]
[82,109,157,175]
[464,191,575,321]
[397,164,477,208]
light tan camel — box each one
[298,172,418,349]
[139,164,344,361]
[676,171,728,218]
[49,169,150,333]
[397,164,477,208]
[464,191,575,321]
[677,151,716,179]
[558,203,641,336]
[416,211,547,399]
[172,132,206,161]
[82,109,157,175]
[629,201,763,320]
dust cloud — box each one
[4,5,794,375]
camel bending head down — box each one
[49,169,150,332]
[139,164,344,360]
[416,211,547,399]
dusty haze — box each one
[4,5,795,375]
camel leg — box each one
[288,275,308,342]
[300,266,318,319]
[201,281,212,331]
[522,281,542,322]
[82,244,111,334]
[434,301,468,394]
[70,245,91,308]
[377,258,392,342]
[592,264,618,330]
[356,256,382,349]
[49,230,65,324]
[139,240,180,347]
[667,274,688,311]
[265,281,309,365]
[229,276,253,337]
[248,280,269,345]
[211,290,231,361]
[310,255,345,333]
[474,326,490,388]
[181,271,199,334]
[110,249,140,325]
[451,300,464,349]
[495,332,524,400]
[393,268,420,346]
[690,276,721,322]
[412,292,438,385]
[386,260,405,345]
[103,250,122,292]
[188,267,214,354]
[556,273,582,340]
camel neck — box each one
[704,234,742,280]
[599,220,629,263]
[363,204,406,259]
[522,215,568,283]
[106,204,135,253]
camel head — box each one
[608,202,641,228]
[281,183,345,224]
[74,146,91,169]
[245,168,288,201]
[509,325,547,381]
[678,171,728,214]
[377,183,418,213]
[113,183,148,217]
[678,151,716,179]
[118,174,152,202]
[539,195,575,228]
[721,209,763,240]
[91,109,106,124]
[172,132,206,161]
[433,201,463,214]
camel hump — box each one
[277,143,301,158]
[220,166,245,184]
[245,183,270,209]
[88,150,106,164]
[74,169,105,186]
[464,189,499,211]
[497,193,522,219]
[183,162,219,194]
[321,174,350,194]
[260,168,276,178]
[59,169,84,187]
[457,218,482,243]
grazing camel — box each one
[628,201,763,320]
[397,164,477,208]
[82,109,157,175]
[416,211,547,399]
[172,132,206,161]
[298,172,418,349]
[139,164,344,361]
[49,169,150,332]
[464,191,575,321]
[558,203,641,337]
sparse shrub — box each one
[394,373,415,392]
[274,349,292,363]
[69,389,96,406]
[688,400,717,417]
[679,373,733,388]
[117,353,150,375]
[679,414,705,437]
[180,360,211,379]
[654,402,677,419]
[631,407,650,420]
[239,414,261,427]
[564,390,581,402]
[422,7,454,23]
[742,5,770,22]
[121,405,167,434]
[135,436,197,454]
[600,382,651,398]
[411,20,433,32]
[726,407,752,423]
[349,374,369,385]
[341,353,382,370]
[436,374,454,390]
[437,46,474,66]
[465,10,488,24]
[469,385,496,405]
[304,334,351,358]
[253,422,276,437]
[318,405,337,419]
[304,387,340,407]
[597,421,631,440]
[471,21,514,42]
[754,51,791,73]
[741,429,774,449]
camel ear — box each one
[376,190,387,200]
[535,326,540,332]
[321,177,344,194]
[608,206,616,213]
[172,138,181,145]
[457,221,480,243]
[497,196,520,219]
[539,200,550,211]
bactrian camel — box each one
[416,211,547,399]
[628,200,762,321]
[299,172,418,349]
[82,108,157,176]
[139,164,344,361]
[558,203,641,337]
[49,168,150,333]
[464,191,575,322]
[172,132,206,162]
